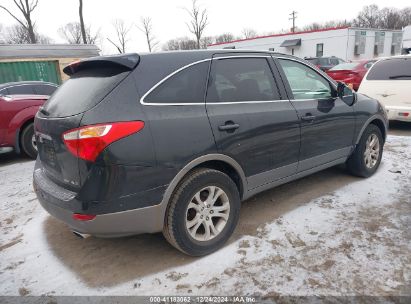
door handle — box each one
[218,122,240,132]
[301,115,316,122]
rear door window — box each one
[367,58,411,80]
[206,58,280,103]
[42,67,129,117]
[143,61,209,104]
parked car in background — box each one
[304,56,345,71]
[0,81,58,96]
[326,60,376,91]
[33,51,388,256]
[359,55,411,122]
[0,94,48,158]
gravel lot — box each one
[0,123,410,297]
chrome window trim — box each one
[139,55,278,106]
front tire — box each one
[163,168,241,256]
[20,123,37,159]
[346,124,383,177]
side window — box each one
[7,85,35,95]
[206,58,280,103]
[35,85,57,96]
[144,61,209,103]
[278,59,333,100]
[0,88,8,95]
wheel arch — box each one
[159,154,247,228]
[355,115,387,145]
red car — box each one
[326,60,376,91]
[0,94,48,158]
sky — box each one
[0,0,410,54]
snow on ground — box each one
[0,135,410,296]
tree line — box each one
[1,1,411,53]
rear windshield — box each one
[42,67,129,117]
[366,58,411,80]
[329,63,358,71]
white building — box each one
[207,26,403,61]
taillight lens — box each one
[62,121,144,162]
[72,213,96,221]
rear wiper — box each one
[389,75,411,79]
[39,107,50,116]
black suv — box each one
[33,51,388,256]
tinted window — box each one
[144,61,209,103]
[35,84,57,96]
[318,58,330,65]
[43,67,129,117]
[279,59,333,100]
[7,85,35,95]
[207,58,280,103]
[0,88,8,95]
[366,58,411,80]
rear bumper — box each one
[33,160,165,237]
[385,106,411,122]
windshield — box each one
[42,67,129,117]
[367,58,411,80]
[329,63,358,71]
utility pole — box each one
[289,11,297,32]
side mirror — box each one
[337,82,356,106]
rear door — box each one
[206,54,300,189]
[276,57,355,172]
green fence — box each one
[0,61,61,84]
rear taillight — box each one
[62,121,144,162]
[72,213,96,221]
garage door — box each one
[0,61,61,84]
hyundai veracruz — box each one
[33,51,388,256]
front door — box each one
[276,58,356,172]
[206,55,300,189]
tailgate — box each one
[35,114,83,190]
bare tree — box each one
[353,5,380,28]
[242,28,257,39]
[200,36,213,49]
[78,0,87,44]
[184,0,208,49]
[162,37,198,51]
[59,22,99,44]
[137,17,159,52]
[215,33,234,44]
[108,19,131,53]
[4,23,51,44]
[0,0,39,43]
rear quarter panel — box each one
[0,98,43,147]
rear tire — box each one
[163,168,240,256]
[20,123,37,159]
[346,124,383,177]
